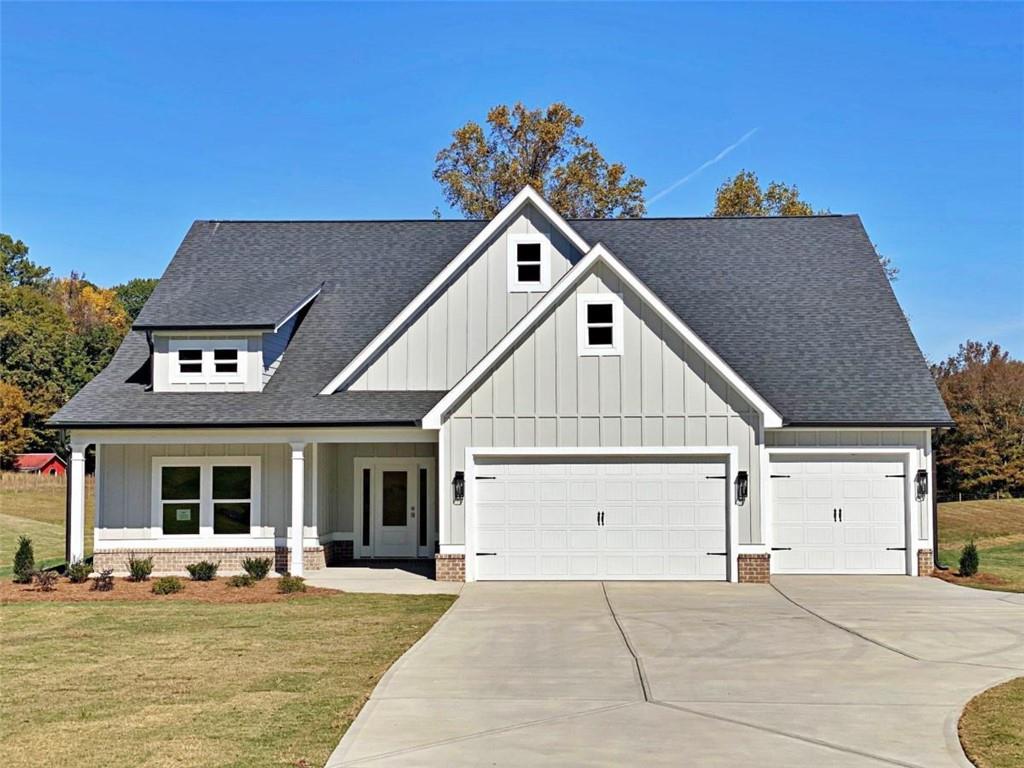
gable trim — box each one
[318,186,591,395]
[421,243,784,429]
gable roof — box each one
[13,453,66,471]
[50,210,952,429]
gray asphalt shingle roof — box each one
[50,214,951,428]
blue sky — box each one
[3,2,1021,362]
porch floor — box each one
[306,562,463,595]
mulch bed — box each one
[932,570,1010,588]
[0,576,339,604]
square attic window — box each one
[507,234,551,292]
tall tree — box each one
[1,233,50,287]
[932,341,1024,499]
[114,277,158,321]
[434,102,646,219]
[712,170,898,280]
[0,381,31,465]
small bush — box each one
[13,535,35,584]
[959,541,980,578]
[185,560,219,581]
[227,574,255,588]
[66,560,91,584]
[241,556,273,580]
[92,568,114,591]
[126,554,154,582]
[152,576,184,595]
[277,575,306,594]
[33,569,59,592]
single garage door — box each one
[472,458,728,580]
[771,456,906,574]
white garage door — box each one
[771,457,907,574]
[472,458,728,581]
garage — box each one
[770,456,907,574]
[470,457,730,581]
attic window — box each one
[577,294,624,356]
[168,339,247,384]
[214,348,238,374]
[507,234,551,292]
[177,349,203,375]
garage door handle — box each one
[706,551,727,556]
[833,508,837,522]
[476,552,498,556]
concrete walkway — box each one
[327,577,1023,767]
[305,565,462,595]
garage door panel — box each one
[508,482,536,502]
[541,506,568,525]
[569,530,599,550]
[508,506,536,525]
[604,529,635,550]
[667,505,695,526]
[569,480,598,500]
[635,505,665,526]
[539,482,567,501]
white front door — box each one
[771,457,907,574]
[473,458,728,581]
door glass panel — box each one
[381,471,407,527]
[362,468,371,546]
[419,467,428,547]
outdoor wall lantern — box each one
[453,471,465,505]
[735,470,748,506]
[915,469,928,502]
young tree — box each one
[0,234,50,287]
[434,102,646,219]
[114,277,158,321]
[932,341,1024,499]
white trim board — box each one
[422,243,783,429]
[318,186,591,395]
[70,426,437,446]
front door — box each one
[374,466,418,557]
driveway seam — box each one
[601,581,651,702]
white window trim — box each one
[168,338,247,384]
[150,456,261,539]
[507,233,552,292]
[577,293,624,356]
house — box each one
[12,452,67,477]
[49,187,952,582]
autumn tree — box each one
[114,277,158,321]
[0,381,31,465]
[932,341,1024,499]
[434,102,646,219]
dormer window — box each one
[214,348,238,374]
[177,349,203,375]
[577,294,624,356]
[168,338,247,384]
[507,234,551,292]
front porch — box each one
[66,427,449,580]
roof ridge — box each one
[198,214,853,224]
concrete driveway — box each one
[327,577,1024,767]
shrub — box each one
[227,574,255,588]
[277,575,306,594]
[241,556,273,581]
[126,554,154,582]
[185,560,219,581]
[33,569,59,592]
[66,560,91,584]
[152,576,184,595]
[13,535,34,584]
[92,568,115,591]
[959,541,980,578]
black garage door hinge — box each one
[885,474,906,478]
[705,551,727,556]
[770,474,790,478]
[705,475,727,480]
[886,547,907,551]
[771,547,792,551]
[475,475,496,480]
[476,552,498,556]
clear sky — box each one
[2,2,1021,362]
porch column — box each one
[69,442,87,564]
[290,442,306,577]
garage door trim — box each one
[464,446,740,583]
[766,447,924,576]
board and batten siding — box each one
[349,205,584,391]
[441,262,764,546]
[766,428,933,542]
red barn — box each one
[13,453,67,477]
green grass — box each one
[959,677,1024,768]
[0,474,94,576]
[0,593,455,768]
[937,499,1024,592]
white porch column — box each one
[69,443,87,563]
[290,442,306,577]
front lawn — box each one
[936,499,1024,592]
[959,677,1024,768]
[0,591,455,768]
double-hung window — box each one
[507,234,551,292]
[577,293,624,356]
[154,457,260,537]
[168,339,246,384]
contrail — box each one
[647,127,760,206]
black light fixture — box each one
[735,470,748,506]
[914,469,928,502]
[452,471,465,505]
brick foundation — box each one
[93,546,325,576]
[917,548,934,576]
[435,553,465,582]
[737,553,771,583]
[324,539,354,566]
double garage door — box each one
[472,458,728,581]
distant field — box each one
[937,498,1024,593]
[0,473,94,576]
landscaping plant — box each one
[92,568,115,591]
[12,535,35,584]
[959,541,980,578]
[33,569,59,592]
[66,560,91,584]
[151,576,184,595]
[277,574,306,593]
[126,554,154,582]
[186,560,219,581]
[227,574,255,588]
[241,556,273,580]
